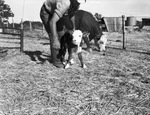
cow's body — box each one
[74,10,103,51]
[59,30,86,69]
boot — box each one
[51,48,64,68]
[49,35,64,68]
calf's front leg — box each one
[65,48,74,69]
[78,52,86,68]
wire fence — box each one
[0,22,24,52]
[103,15,150,54]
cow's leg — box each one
[65,47,74,69]
[77,46,86,68]
[59,46,67,65]
[68,47,73,62]
[82,32,92,53]
[94,38,101,51]
[78,52,86,68]
[83,36,92,53]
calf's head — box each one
[72,30,83,46]
[62,30,83,47]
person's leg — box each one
[50,23,65,68]
[40,4,64,68]
[51,30,65,68]
[52,15,74,68]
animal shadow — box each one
[82,47,100,53]
[24,51,52,64]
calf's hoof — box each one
[65,63,71,69]
[69,59,74,65]
[54,63,64,68]
[62,61,67,65]
[99,51,106,56]
[82,64,87,69]
[103,53,106,56]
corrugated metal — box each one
[142,18,150,26]
[103,17,122,32]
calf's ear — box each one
[63,32,72,41]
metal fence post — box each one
[122,15,126,49]
[20,20,24,52]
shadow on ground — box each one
[24,51,52,64]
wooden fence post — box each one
[122,15,126,49]
[29,21,32,31]
[12,18,14,28]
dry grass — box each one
[0,30,150,115]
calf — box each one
[59,30,86,69]
[74,10,104,52]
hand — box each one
[53,39,60,49]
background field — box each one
[0,30,150,115]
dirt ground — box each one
[0,30,150,115]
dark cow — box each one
[74,10,104,52]
[59,30,86,69]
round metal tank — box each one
[126,16,136,26]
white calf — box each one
[60,30,86,69]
